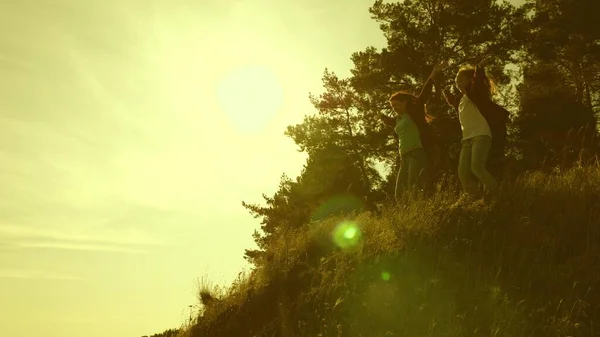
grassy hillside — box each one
[153,163,600,337]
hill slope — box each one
[155,163,600,337]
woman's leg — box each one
[407,148,428,190]
[470,135,498,192]
[458,139,477,195]
[395,155,409,201]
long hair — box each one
[389,91,435,123]
[389,91,436,151]
[457,66,497,99]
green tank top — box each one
[394,114,422,155]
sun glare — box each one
[216,65,283,134]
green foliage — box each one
[368,0,523,79]
[514,63,598,169]
[520,0,600,113]
[511,0,600,170]
[242,144,374,265]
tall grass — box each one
[158,163,600,337]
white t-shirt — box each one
[459,95,492,140]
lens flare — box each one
[344,227,357,239]
[381,272,391,281]
[333,221,362,249]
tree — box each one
[290,0,527,190]
[513,0,600,169]
[286,70,383,195]
[145,329,180,337]
[242,144,372,266]
[523,0,600,112]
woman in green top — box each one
[379,62,446,200]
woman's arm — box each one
[468,64,489,102]
[416,62,448,105]
[441,86,460,111]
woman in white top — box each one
[444,65,500,197]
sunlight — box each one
[216,64,283,134]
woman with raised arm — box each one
[378,62,447,201]
[442,63,510,199]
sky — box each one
[0,1,387,336]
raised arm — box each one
[474,64,486,86]
[468,64,490,102]
[415,76,435,106]
[416,61,448,105]
[441,86,460,111]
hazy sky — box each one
[0,1,386,336]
